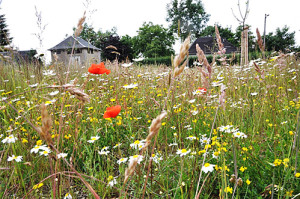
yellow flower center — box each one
[204,163,210,167]
[133,155,139,159]
[134,140,140,144]
[181,149,187,153]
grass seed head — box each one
[124,158,138,183]
[74,11,86,37]
[40,103,53,146]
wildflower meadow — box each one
[0,25,300,199]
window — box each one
[75,49,81,54]
[88,49,93,54]
[56,50,61,54]
[67,49,72,54]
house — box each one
[49,36,101,65]
[0,49,41,65]
[189,36,238,56]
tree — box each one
[265,26,296,52]
[200,25,237,46]
[78,23,118,59]
[103,35,133,62]
[133,22,175,58]
[166,0,210,41]
[0,13,12,46]
[120,35,134,60]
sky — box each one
[1,0,300,63]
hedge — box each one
[138,51,273,67]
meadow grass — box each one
[0,51,299,198]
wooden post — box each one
[240,26,249,66]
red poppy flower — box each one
[88,62,111,75]
[198,87,207,94]
[103,105,121,118]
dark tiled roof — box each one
[189,36,238,55]
[48,36,100,51]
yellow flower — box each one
[162,122,166,126]
[224,186,233,194]
[107,175,114,182]
[239,166,247,172]
[289,131,294,135]
[246,179,251,185]
[283,158,289,167]
[295,173,300,178]
[22,138,28,143]
[273,159,282,166]
[36,140,42,146]
[33,183,44,189]
[242,147,248,152]
[64,134,72,139]
[286,190,293,197]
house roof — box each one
[189,36,238,55]
[48,36,100,51]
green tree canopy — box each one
[200,25,237,46]
[132,22,175,58]
[0,13,13,46]
[265,26,296,52]
[166,0,210,41]
[103,35,133,62]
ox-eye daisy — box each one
[87,135,100,143]
[117,157,128,164]
[2,134,17,143]
[129,155,144,164]
[202,163,215,173]
[176,149,191,157]
[7,155,23,162]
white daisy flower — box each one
[39,148,51,156]
[123,83,138,89]
[117,157,128,164]
[150,154,163,163]
[188,99,196,103]
[176,149,191,157]
[186,135,197,140]
[57,153,68,159]
[191,110,199,115]
[233,131,247,139]
[121,63,133,67]
[2,134,17,143]
[98,149,110,155]
[200,137,210,145]
[218,125,234,133]
[7,155,23,162]
[129,155,144,164]
[113,143,122,148]
[168,143,178,146]
[130,140,146,150]
[87,135,100,143]
[133,57,144,62]
[29,83,38,88]
[49,90,59,96]
[107,175,117,187]
[201,163,215,173]
[64,193,72,199]
[250,92,258,96]
[30,145,48,153]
